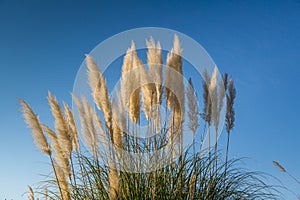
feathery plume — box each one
[82,96,100,157]
[215,71,226,131]
[28,186,34,200]
[44,187,48,200]
[272,160,286,172]
[132,42,153,120]
[92,108,107,148]
[209,67,218,128]
[226,79,236,133]
[94,70,112,129]
[116,90,126,132]
[165,35,184,116]
[72,94,99,158]
[165,35,183,110]
[63,102,79,152]
[146,37,163,105]
[272,160,300,185]
[165,35,184,159]
[112,99,123,149]
[85,54,101,93]
[120,46,136,122]
[128,45,141,123]
[189,173,197,198]
[109,166,119,200]
[223,73,228,91]
[86,54,112,128]
[224,77,236,179]
[19,99,51,156]
[201,70,212,124]
[42,124,71,180]
[48,92,72,158]
[187,78,199,134]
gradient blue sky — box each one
[1,0,300,199]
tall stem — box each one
[49,154,64,200]
[224,131,231,182]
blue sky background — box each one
[1,0,300,199]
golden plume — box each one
[42,124,71,180]
[86,54,112,129]
[146,37,163,105]
[63,102,79,152]
[20,99,51,156]
[121,43,140,123]
[47,92,72,158]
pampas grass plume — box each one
[20,99,51,156]
[28,186,34,200]
[47,92,72,157]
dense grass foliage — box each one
[22,36,280,199]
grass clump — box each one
[21,36,279,199]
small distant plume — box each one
[272,160,286,172]
[28,186,34,200]
[226,79,236,133]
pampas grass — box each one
[21,35,280,200]
[273,161,286,172]
[20,99,51,156]
[63,102,79,152]
[132,42,154,120]
[72,94,99,158]
[48,92,72,158]
[86,54,112,129]
[146,37,163,105]
[273,160,300,185]
[121,43,140,123]
[28,186,34,200]
[209,67,218,130]
[42,124,71,180]
[201,69,212,125]
[187,78,200,135]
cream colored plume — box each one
[131,43,154,120]
[146,37,163,105]
[28,186,34,200]
[72,94,99,158]
[121,42,140,123]
[165,34,184,113]
[86,54,112,129]
[166,35,184,124]
[42,124,71,180]
[92,108,107,148]
[85,54,100,93]
[83,97,100,157]
[48,92,72,158]
[209,67,218,128]
[63,102,80,152]
[109,165,119,200]
[20,99,51,156]
[112,99,123,150]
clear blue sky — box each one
[1,0,300,199]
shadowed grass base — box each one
[33,149,281,200]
